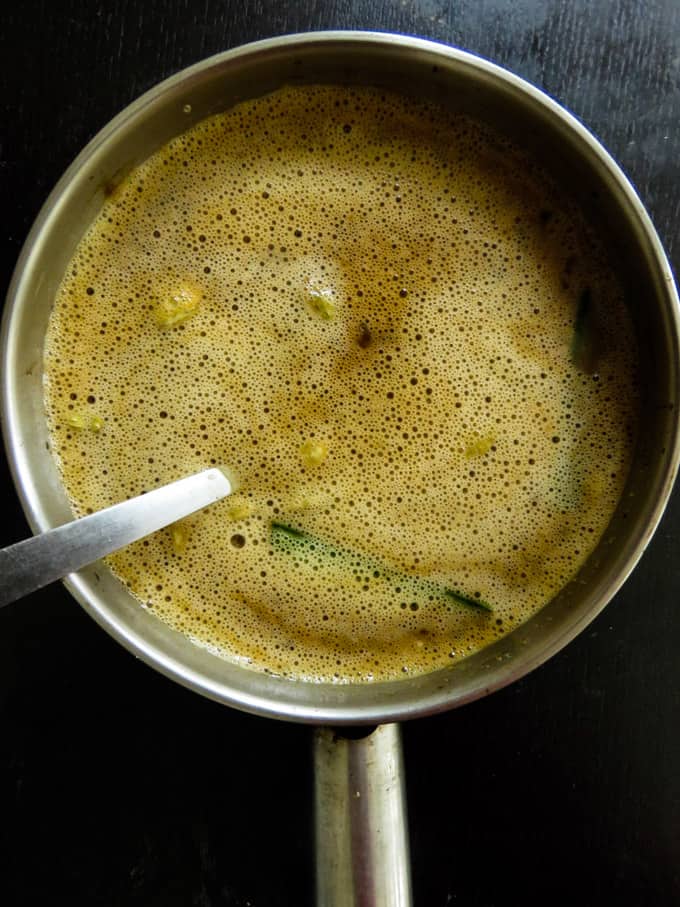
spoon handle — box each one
[0,468,231,608]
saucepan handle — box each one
[314,723,412,906]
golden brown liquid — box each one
[43,85,638,682]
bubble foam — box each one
[43,85,639,682]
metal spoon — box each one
[0,468,232,608]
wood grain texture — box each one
[0,1,678,905]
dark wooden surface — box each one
[1,2,679,905]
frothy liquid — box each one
[44,85,638,682]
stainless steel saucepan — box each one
[2,32,679,906]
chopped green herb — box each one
[571,287,600,374]
[444,589,492,612]
[272,522,305,540]
[271,522,492,613]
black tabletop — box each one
[1,2,679,905]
